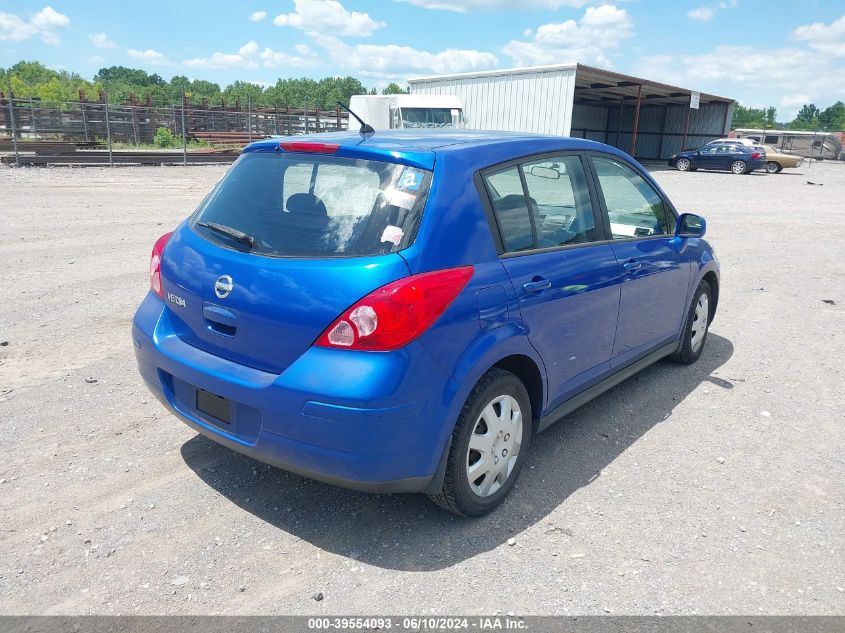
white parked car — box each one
[707,138,758,148]
[707,138,760,147]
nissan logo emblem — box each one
[214,275,234,299]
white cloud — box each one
[779,94,810,109]
[398,0,589,11]
[88,55,106,65]
[249,10,267,22]
[260,45,318,68]
[40,30,60,45]
[794,14,845,57]
[635,41,845,119]
[687,0,738,22]
[274,0,384,37]
[0,5,70,44]
[127,49,173,66]
[311,34,497,81]
[31,6,70,29]
[89,32,116,49]
[502,5,632,68]
[687,7,714,22]
[183,40,317,70]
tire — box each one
[676,158,691,172]
[429,369,532,517]
[669,280,712,364]
[766,162,782,174]
[730,160,747,175]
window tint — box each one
[593,156,672,239]
[764,135,779,144]
[484,167,534,253]
[192,152,431,258]
[522,156,596,248]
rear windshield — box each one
[190,152,432,258]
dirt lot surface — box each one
[1,161,843,615]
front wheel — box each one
[669,280,712,364]
[676,158,691,172]
[730,160,748,175]
[766,161,782,174]
[429,369,532,517]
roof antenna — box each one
[337,101,375,137]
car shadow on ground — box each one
[181,333,734,571]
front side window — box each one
[191,152,431,258]
[521,156,596,248]
[592,156,673,239]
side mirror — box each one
[676,213,706,238]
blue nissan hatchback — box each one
[133,130,719,516]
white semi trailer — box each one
[348,94,464,130]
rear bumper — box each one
[132,292,458,493]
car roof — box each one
[244,130,619,171]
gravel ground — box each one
[0,161,843,615]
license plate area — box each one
[196,388,232,424]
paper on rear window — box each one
[190,153,432,258]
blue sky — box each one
[1,0,844,119]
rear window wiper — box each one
[196,221,255,249]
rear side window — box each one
[190,152,431,258]
[484,167,534,253]
[592,156,673,239]
[482,154,596,253]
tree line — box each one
[0,61,408,109]
[2,60,843,131]
[731,102,845,133]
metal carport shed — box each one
[409,63,734,160]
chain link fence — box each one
[0,89,349,167]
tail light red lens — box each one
[279,141,340,154]
[149,232,174,298]
[315,266,474,351]
[751,152,761,159]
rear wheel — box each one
[730,160,748,175]
[429,369,532,517]
[766,161,782,174]
[676,158,691,172]
[669,280,712,364]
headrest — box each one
[286,193,328,217]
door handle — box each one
[623,259,643,271]
[523,278,552,293]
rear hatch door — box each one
[159,145,434,375]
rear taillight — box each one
[150,232,174,298]
[315,266,474,351]
[751,152,761,159]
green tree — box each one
[382,82,409,95]
[818,101,845,131]
[188,79,222,105]
[731,103,777,129]
[790,103,821,130]
[222,81,265,108]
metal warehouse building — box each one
[409,63,734,160]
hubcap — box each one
[466,395,522,497]
[691,293,709,352]
[732,161,745,174]
[677,158,690,171]
[767,162,778,173]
